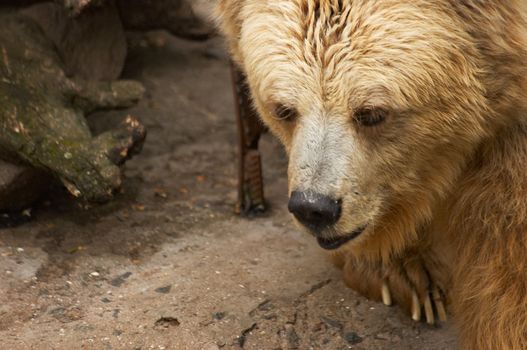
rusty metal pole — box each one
[230,62,266,215]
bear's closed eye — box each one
[354,107,389,127]
[274,104,299,122]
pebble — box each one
[90,272,100,277]
[213,312,226,320]
[110,272,132,287]
[344,332,363,345]
[154,285,172,294]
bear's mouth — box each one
[316,225,368,250]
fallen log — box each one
[0,13,146,203]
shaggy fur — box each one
[216,1,527,349]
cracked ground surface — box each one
[0,33,457,350]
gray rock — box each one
[0,160,50,212]
[21,1,127,81]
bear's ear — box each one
[214,0,245,64]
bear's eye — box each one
[274,104,299,122]
[354,107,389,127]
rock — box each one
[344,331,363,345]
[154,285,172,294]
[117,0,214,41]
[110,272,132,287]
[21,1,127,81]
[0,160,50,212]
[62,0,105,15]
[0,13,146,203]
[320,316,343,330]
[213,312,226,320]
[154,317,180,330]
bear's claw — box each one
[411,290,422,322]
[382,281,447,325]
[382,281,392,306]
[337,251,448,326]
[433,286,448,322]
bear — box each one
[215,1,527,349]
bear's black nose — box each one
[288,191,342,233]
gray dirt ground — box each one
[0,32,457,350]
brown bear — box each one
[215,1,527,349]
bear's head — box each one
[217,0,527,259]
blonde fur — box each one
[216,1,527,348]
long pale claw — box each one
[411,290,421,322]
[381,281,392,306]
[424,294,435,325]
[432,287,447,322]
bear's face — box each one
[218,0,491,255]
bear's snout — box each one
[288,191,342,233]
